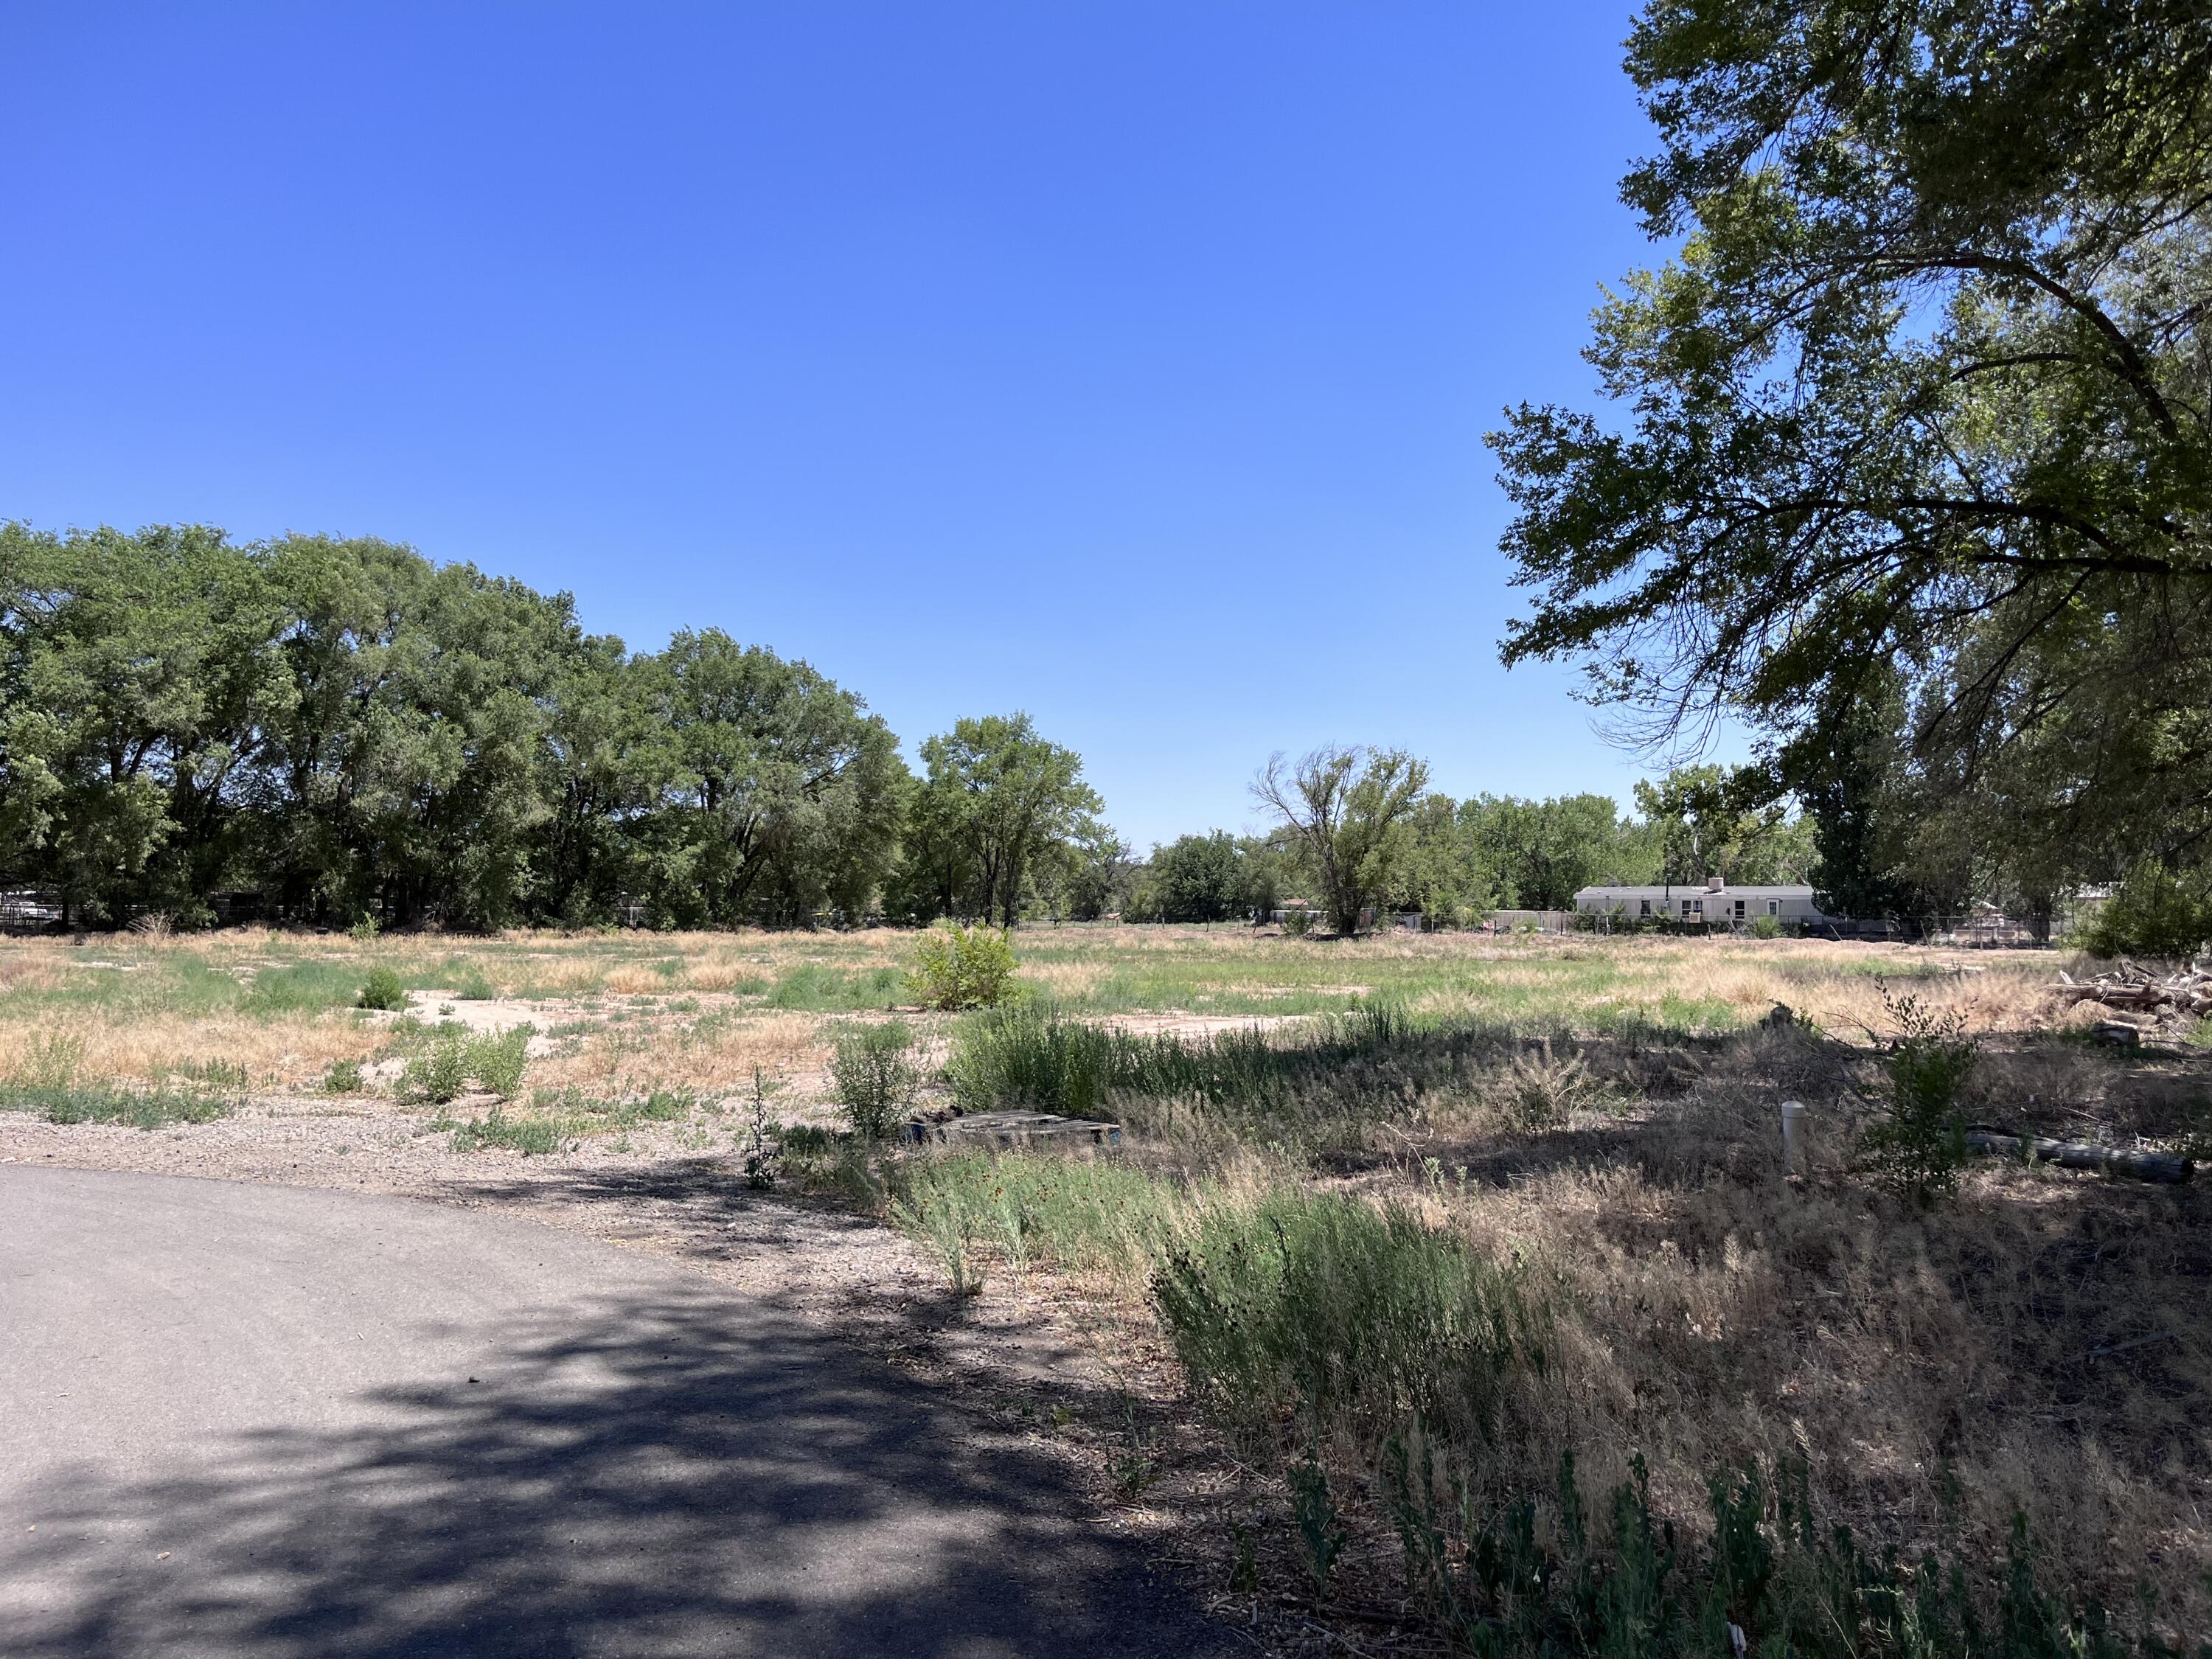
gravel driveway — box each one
[0,1166,1237,1658]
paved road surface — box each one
[0,1166,1234,1658]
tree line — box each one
[0,524,1113,931]
[1135,748,1812,933]
[0,525,1821,937]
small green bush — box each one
[1750,913,1784,939]
[830,1019,921,1139]
[358,967,408,1012]
[1280,908,1315,938]
[325,1057,365,1093]
[465,1026,533,1098]
[1863,989,1976,1204]
[2078,861,2212,959]
[347,917,381,942]
[908,924,1019,1010]
[404,1034,470,1104]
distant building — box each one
[1571,876,1827,926]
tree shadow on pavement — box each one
[5,1284,1234,1658]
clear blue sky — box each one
[2,3,1705,850]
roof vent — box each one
[1707,874,1726,891]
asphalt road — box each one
[0,1166,1236,1658]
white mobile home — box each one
[1572,877,1827,926]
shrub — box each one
[1863,989,1975,1204]
[465,1026,533,1098]
[403,1034,470,1104]
[324,1057,364,1093]
[2078,861,2212,959]
[347,917,381,942]
[1281,907,1315,938]
[1750,913,1784,939]
[908,924,1019,1010]
[358,967,408,1012]
[830,1020,920,1139]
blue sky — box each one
[1,3,1701,850]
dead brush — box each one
[1489,1040,1615,1131]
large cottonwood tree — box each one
[1492,0,2212,899]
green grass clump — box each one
[445,1105,563,1155]
[0,1083,235,1129]
[324,1057,365,1093]
[887,1151,1183,1283]
[1152,1187,1540,1446]
[243,959,367,1015]
[943,998,1428,1134]
[453,967,497,1001]
[358,967,409,1012]
[766,962,905,1012]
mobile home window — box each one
[1734,899,1745,919]
[1767,900,1779,917]
[1638,899,1650,917]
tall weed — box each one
[830,1019,921,1138]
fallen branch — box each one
[1966,1130,2193,1183]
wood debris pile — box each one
[2055,961,2212,1029]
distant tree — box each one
[641,629,906,927]
[0,523,293,927]
[1148,831,1245,923]
[1384,795,1494,926]
[910,714,1102,927]
[1460,793,1648,910]
[1,524,928,932]
[1632,766,1815,888]
[1251,746,1430,935]
[1062,822,1136,922]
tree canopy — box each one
[0,525,941,928]
[1491,0,2212,914]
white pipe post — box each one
[1781,1099,1808,1174]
